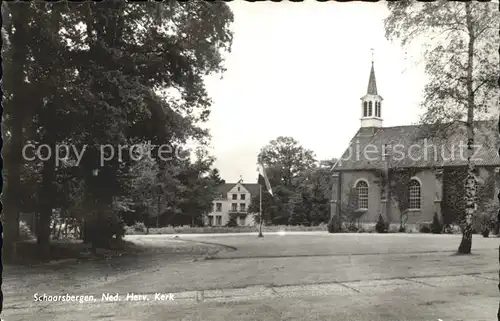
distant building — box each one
[331,60,500,226]
[205,179,260,226]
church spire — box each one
[366,49,378,95]
[360,49,383,129]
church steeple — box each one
[360,50,383,129]
[367,62,378,95]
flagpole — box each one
[258,183,263,237]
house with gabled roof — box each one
[205,179,260,226]
[330,61,500,227]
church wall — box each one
[340,170,381,222]
[341,168,439,224]
[394,169,437,225]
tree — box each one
[174,147,222,227]
[259,137,316,188]
[290,163,332,226]
[255,137,317,225]
[384,1,499,254]
[2,1,235,256]
[209,168,226,185]
[2,2,33,260]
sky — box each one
[201,1,429,183]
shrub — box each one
[327,215,343,233]
[398,226,406,233]
[443,224,461,234]
[419,225,431,233]
[375,214,388,233]
[84,210,125,249]
[225,216,238,227]
[133,222,146,233]
[347,224,359,232]
[474,199,497,234]
[388,224,399,233]
[430,213,442,234]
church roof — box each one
[366,62,378,95]
[334,120,500,171]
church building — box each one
[330,60,500,228]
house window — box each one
[363,101,368,117]
[368,101,373,116]
[240,203,246,212]
[238,187,240,191]
[408,179,421,210]
[355,180,369,210]
[240,194,246,200]
[216,203,222,212]
[239,217,245,226]
[216,215,222,226]
[232,203,238,211]
[208,216,213,226]
[232,194,237,200]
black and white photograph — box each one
[1,1,499,320]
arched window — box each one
[379,102,382,117]
[363,101,368,117]
[368,101,373,116]
[355,180,369,210]
[375,102,380,117]
[408,179,421,210]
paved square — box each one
[3,233,499,320]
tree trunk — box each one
[2,5,30,261]
[458,2,476,254]
[37,146,56,261]
[3,115,23,261]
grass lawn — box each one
[79,234,499,295]
[176,232,499,258]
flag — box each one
[258,161,273,196]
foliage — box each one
[384,0,498,254]
[442,167,468,224]
[384,1,498,123]
[340,186,366,230]
[2,1,234,257]
[375,214,388,233]
[125,224,328,235]
[83,209,126,250]
[431,213,442,234]
[225,216,238,227]
[443,167,496,226]
[327,215,343,233]
[259,136,317,188]
[250,136,332,227]
[19,221,35,241]
[419,225,431,233]
[133,222,147,233]
[474,199,497,232]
